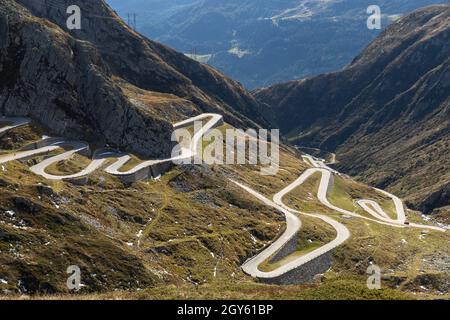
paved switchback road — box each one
[1,114,223,181]
[232,154,446,281]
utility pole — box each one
[127,13,137,31]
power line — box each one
[0,0,140,47]
[127,12,137,30]
[3,0,123,21]
[44,0,118,20]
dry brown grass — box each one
[0,121,448,300]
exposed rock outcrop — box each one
[16,0,267,127]
[0,0,267,158]
[0,0,173,157]
[419,182,450,214]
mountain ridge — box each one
[255,4,450,213]
[1,0,267,158]
[107,0,448,88]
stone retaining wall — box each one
[20,138,62,151]
[260,251,333,285]
[269,231,299,263]
[327,172,334,196]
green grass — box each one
[283,171,333,213]
[45,153,93,175]
[328,175,404,220]
[1,121,448,299]
[376,199,398,220]
[267,166,450,296]
[328,176,359,212]
[258,214,337,272]
[0,123,43,150]
[117,155,143,172]
[7,277,421,300]
[0,147,286,295]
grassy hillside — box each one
[255,5,450,216]
[1,122,448,299]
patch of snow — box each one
[387,14,402,22]
[228,47,251,58]
[184,53,213,63]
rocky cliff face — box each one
[0,0,174,157]
[420,183,450,214]
[0,0,266,158]
[16,0,266,126]
[255,5,450,213]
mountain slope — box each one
[108,0,447,88]
[1,0,266,158]
[0,0,448,299]
[0,0,175,158]
[255,4,450,213]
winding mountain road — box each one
[0,117,30,135]
[1,114,223,181]
[230,179,303,278]
[0,115,446,283]
[232,153,446,280]
[0,145,61,164]
[357,200,392,221]
[233,168,351,279]
[29,141,105,180]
